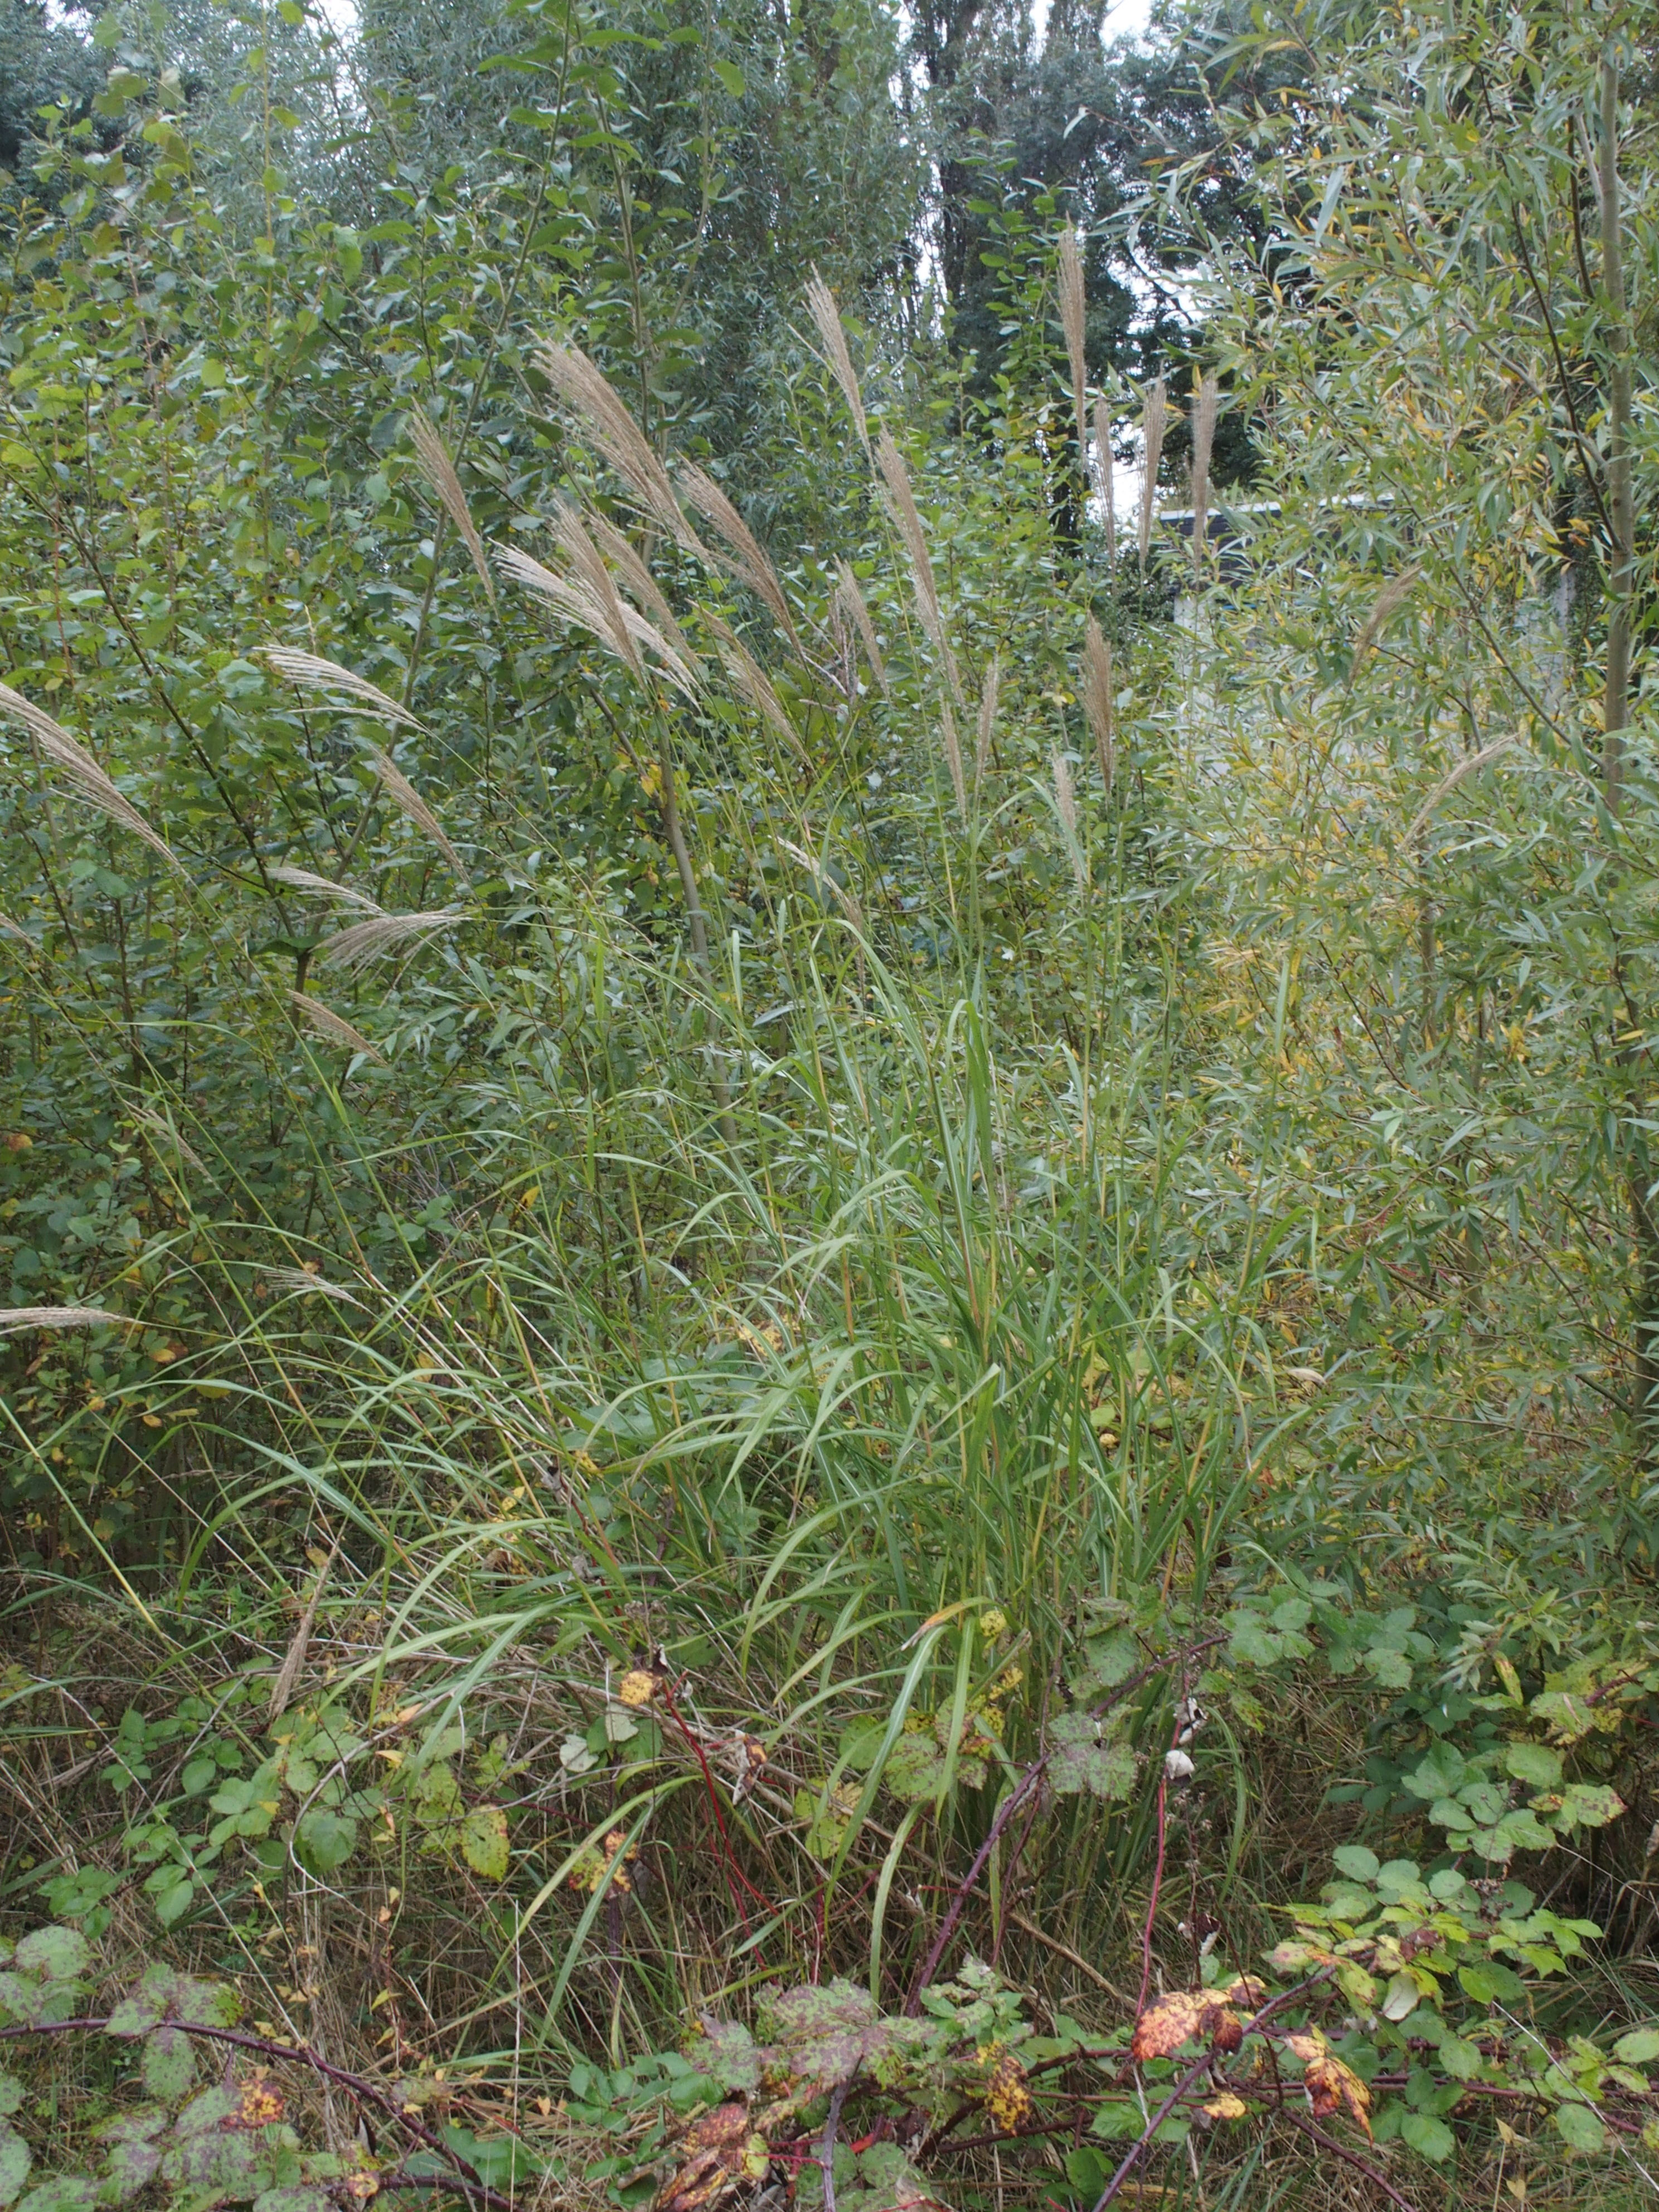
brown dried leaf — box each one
[1284,2031,1371,2137]
[1131,1992,1241,2063]
[654,2103,769,2212]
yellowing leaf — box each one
[459,1804,509,1882]
[1202,2093,1249,2121]
[1131,1992,1241,2063]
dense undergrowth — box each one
[4,0,1659,2207]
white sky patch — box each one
[1033,0,1160,46]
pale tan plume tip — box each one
[1351,566,1424,680]
[1094,395,1117,569]
[1059,231,1088,465]
[1083,618,1114,794]
[0,683,180,870]
[975,655,1000,783]
[0,1306,113,1333]
[368,749,464,877]
[1190,370,1219,577]
[1138,377,1167,570]
[268,865,384,914]
[1405,736,1519,847]
[409,406,496,605]
[261,648,426,732]
[835,563,888,695]
[806,269,872,459]
[317,910,467,973]
[290,990,386,1064]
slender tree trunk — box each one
[1599,51,1633,809]
[1594,56,1658,1444]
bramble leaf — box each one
[141,2026,195,2103]
[14,1930,88,1984]
[1399,2112,1454,2162]
[760,1980,903,2092]
[656,2103,769,2212]
[0,2127,30,2211]
[1554,2103,1606,2155]
[459,1806,510,1881]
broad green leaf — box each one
[294,1809,358,1875]
[1612,2030,1659,2066]
[0,2128,30,2211]
[1503,1742,1563,1791]
[1556,1784,1624,1830]
[141,2026,195,2103]
[1399,2112,1455,2162]
[1331,1845,1379,1882]
[14,2181,98,2212]
[14,1929,88,1983]
[459,1805,510,1881]
[1064,2146,1106,2196]
[1553,2103,1606,2154]
[1081,1628,1141,1687]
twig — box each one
[820,2080,850,2212]
[0,2015,505,2210]
[1086,2048,1218,2212]
[1136,1766,1169,2024]
[905,1635,1225,2014]
[1086,1975,1332,2212]
[1286,2112,1423,2212]
[658,1677,768,1929]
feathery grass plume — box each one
[1190,369,1219,579]
[264,1268,364,1307]
[1350,564,1424,680]
[268,1535,342,1724]
[1404,735,1519,846]
[940,700,968,814]
[261,648,426,731]
[0,911,32,943]
[777,836,865,928]
[408,406,495,604]
[551,507,644,681]
[876,430,964,708]
[1137,376,1167,571]
[701,609,806,763]
[317,910,467,973]
[586,508,692,651]
[1052,749,1086,889]
[368,749,464,878]
[1082,618,1114,794]
[131,1104,206,1174]
[806,268,872,460]
[1094,396,1117,576]
[834,561,887,693]
[268,865,384,914]
[677,462,802,653]
[535,340,701,555]
[974,656,1000,783]
[1058,230,1088,467]
[0,683,180,870]
[501,545,700,698]
[290,989,385,1063]
[0,1306,112,1333]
